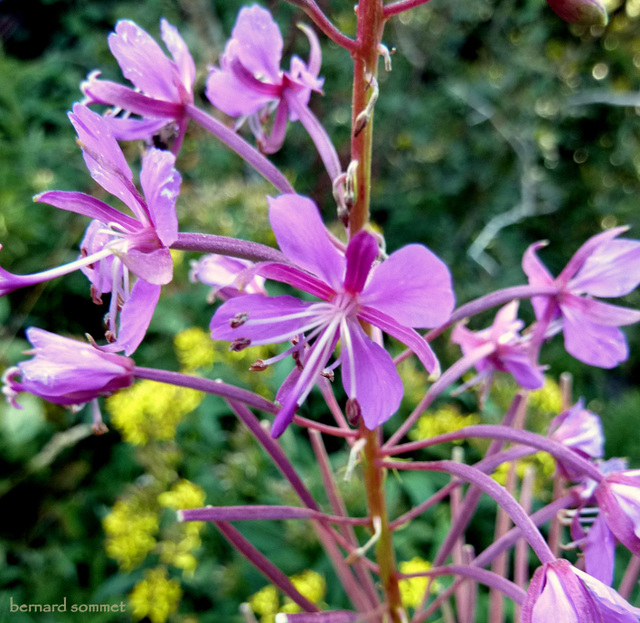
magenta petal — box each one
[340,320,403,429]
[210,294,314,344]
[160,19,195,96]
[360,244,454,328]
[230,5,283,81]
[359,306,440,375]
[574,567,640,621]
[257,263,334,300]
[102,280,161,356]
[561,305,628,368]
[119,247,173,286]
[206,68,275,117]
[500,349,545,389]
[109,20,178,101]
[35,191,138,232]
[268,194,345,290]
[343,231,378,294]
[561,293,640,327]
[583,514,615,586]
[570,238,640,297]
[102,117,169,141]
[139,148,180,246]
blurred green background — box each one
[1,0,639,621]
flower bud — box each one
[545,0,608,26]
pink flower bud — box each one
[545,0,608,26]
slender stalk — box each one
[172,232,287,263]
[383,0,437,19]
[285,0,357,51]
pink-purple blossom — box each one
[82,19,195,150]
[521,559,640,622]
[451,300,544,401]
[189,254,266,302]
[3,328,134,408]
[210,194,455,437]
[206,4,323,154]
[548,399,604,481]
[523,227,640,368]
[0,104,181,355]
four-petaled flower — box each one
[210,194,455,437]
[521,559,640,622]
[12,103,181,355]
[206,4,323,154]
[523,227,640,368]
[451,300,544,403]
[82,19,195,151]
[3,328,134,408]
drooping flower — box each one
[206,4,323,155]
[570,511,616,586]
[210,194,454,437]
[545,0,608,25]
[189,254,266,302]
[594,468,640,556]
[81,19,195,151]
[548,399,604,481]
[0,104,181,354]
[521,559,640,622]
[523,227,640,368]
[451,300,544,402]
[2,328,134,408]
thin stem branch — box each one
[383,0,437,19]
[284,0,357,51]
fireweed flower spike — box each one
[523,226,640,368]
[3,328,134,409]
[210,194,455,437]
[521,559,640,622]
[451,300,544,402]
[81,19,194,152]
[206,5,340,180]
[13,104,181,355]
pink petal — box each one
[360,244,454,328]
[560,293,640,327]
[561,305,629,368]
[210,294,314,344]
[583,514,615,586]
[118,246,173,286]
[570,238,640,298]
[139,148,180,246]
[101,116,169,141]
[358,306,440,375]
[268,194,345,291]
[109,20,178,101]
[343,231,378,294]
[160,19,195,96]
[206,67,276,117]
[230,5,283,82]
[340,319,403,429]
[500,348,545,389]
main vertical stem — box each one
[351,1,401,620]
[349,0,386,235]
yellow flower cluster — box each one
[103,499,159,572]
[129,567,182,623]
[248,570,326,623]
[529,377,563,415]
[492,451,556,495]
[409,405,480,442]
[398,557,437,609]
[107,380,203,445]
[173,327,216,371]
[158,479,207,510]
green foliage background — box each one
[1,0,639,621]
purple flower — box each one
[206,4,323,154]
[82,19,195,150]
[523,227,640,368]
[570,511,616,586]
[451,301,544,400]
[548,399,604,481]
[210,194,454,437]
[3,328,134,408]
[595,469,640,556]
[545,0,608,25]
[189,254,266,302]
[521,559,640,622]
[1,104,181,354]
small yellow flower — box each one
[103,499,159,572]
[158,479,206,511]
[174,327,215,371]
[129,567,182,623]
[248,585,279,623]
[410,405,480,442]
[530,377,563,415]
[492,451,556,496]
[398,557,438,609]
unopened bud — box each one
[546,0,608,26]
[230,337,251,352]
[346,398,361,426]
[230,312,249,328]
